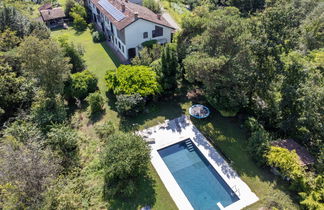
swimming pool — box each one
[158,139,239,210]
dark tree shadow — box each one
[118,95,187,132]
[88,108,106,124]
[100,42,122,67]
[104,173,157,210]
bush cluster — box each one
[92,31,106,43]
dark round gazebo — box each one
[189,104,210,119]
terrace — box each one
[138,116,259,209]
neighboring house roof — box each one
[40,7,66,21]
[91,0,175,30]
[38,3,52,11]
[271,139,315,166]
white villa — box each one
[87,0,175,60]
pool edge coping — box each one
[138,116,259,210]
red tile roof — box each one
[91,0,174,30]
[272,139,315,166]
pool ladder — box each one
[185,140,194,152]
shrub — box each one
[266,146,305,181]
[101,132,150,198]
[65,0,76,16]
[105,65,160,97]
[115,94,145,116]
[70,4,87,31]
[30,91,67,129]
[141,39,158,48]
[65,70,98,100]
[58,37,86,73]
[247,128,271,166]
[92,31,106,43]
[94,121,115,139]
[72,14,87,31]
[86,91,104,115]
[46,124,79,170]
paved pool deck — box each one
[137,115,259,210]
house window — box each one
[118,42,121,49]
[152,26,163,38]
[143,32,148,39]
[122,46,124,53]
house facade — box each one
[87,0,174,59]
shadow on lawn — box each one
[100,42,122,67]
[118,95,188,132]
[104,174,157,210]
[191,109,299,207]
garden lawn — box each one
[51,27,120,92]
[50,26,297,210]
[51,27,177,210]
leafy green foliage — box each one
[30,91,67,128]
[94,121,115,139]
[0,137,60,209]
[0,6,49,39]
[246,118,271,166]
[105,65,160,96]
[159,43,178,92]
[300,4,324,51]
[2,120,42,143]
[86,91,104,115]
[0,28,20,51]
[101,132,150,199]
[66,70,98,100]
[58,36,86,73]
[19,36,71,97]
[132,44,162,66]
[70,4,87,31]
[266,146,305,181]
[183,7,252,113]
[46,124,79,170]
[115,94,145,116]
[299,175,324,210]
[143,0,161,13]
[280,51,323,156]
[92,31,106,43]
[0,61,33,118]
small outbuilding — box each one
[271,139,315,167]
[39,4,65,28]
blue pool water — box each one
[158,139,239,210]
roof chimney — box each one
[134,12,138,20]
[157,13,161,20]
[121,3,125,12]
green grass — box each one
[51,26,177,210]
[50,25,298,210]
[51,27,120,92]
[190,111,299,209]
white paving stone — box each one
[138,115,259,210]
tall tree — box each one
[159,43,178,92]
[183,7,253,114]
[19,36,71,97]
